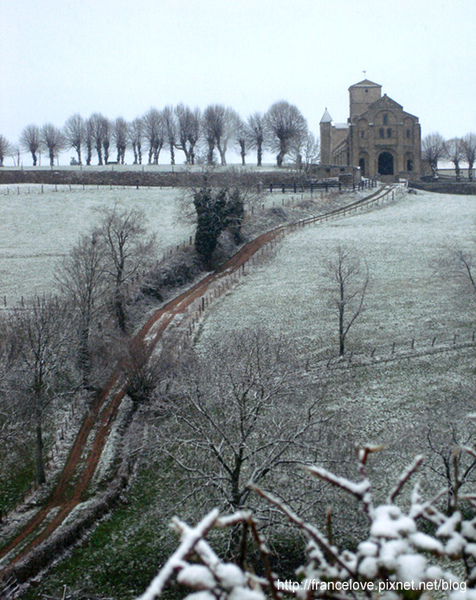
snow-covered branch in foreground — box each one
[138,446,476,600]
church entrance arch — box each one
[378,152,394,175]
[359,157,366,176]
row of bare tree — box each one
[0,206,158,493]
[422,132,476,179]
[0,101,320,169]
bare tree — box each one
[113,117,128,164]
[422,132,446,177]
[63,114,85,165]
[8,144,21,167]
[419,392,476,514]
[300,131,320,170]
[175,104,201,165]
[102,117,112,164]
[41,123,65,167]
[129,117,144,165]
[12,296,75,484]
[162,105,177,165]
[20,124,41,166]
[324,246,369,356]
[0,134,12,166]
[97,206,157,333]
[246,112,266,167]
[218,108,240,166]
[462,133,476,181]
[265,101,308,167]
[143,108,165,164]
[84,116,95,166]
[202,105,239,166]
[202,105,220,165]
[444,137,464,180]
[439,239,476,303]
[161,329,323,523]
[56,232,108,387]
[234,116,247,166]
[89,113,107,165]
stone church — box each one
[320,80,421,179]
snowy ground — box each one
[0,185,193,304]
[197,190,476,359]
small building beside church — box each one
[320,80,421,179]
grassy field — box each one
[0,185,193,304]
[11,189,476,599]
[197,190,476,358]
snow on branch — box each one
[138,448,476,600]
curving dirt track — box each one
[0,184,392,586]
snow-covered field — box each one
[0,185,193,303]
[198,191,476,358]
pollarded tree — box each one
[20,124,41,166]
[422,132,445,177]
[102,117,112,165]
[234,116,247,166]
[324,246,369,357]
[202,105,239,166]
[0,134,12,166]
[217,108,240,166]
[41,123,65,167]
[462,133,476,181]
[143,108,165,164]
[175,104,201,165]
[202,105,221,165]
[246,112,266,167]
[89,113,107,165]
[84,116,95,166]
[129,117,144,165]
[162,105,177,165]
[444,137,464,180]
[63,114,85,165]
[265,101,308,167]
[113,117,128,164]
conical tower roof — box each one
[320,108,333,123]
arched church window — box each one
[406,129,411,139]
[379,128,385,138]
[387,128,392,138]
[383,113,388,125]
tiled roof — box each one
[349,79,381,88]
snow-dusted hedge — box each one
[138,445,476,600]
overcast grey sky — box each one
[1,0,475,165]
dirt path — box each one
[0,184,394,585]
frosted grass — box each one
[0,186,193,303]
[198,191,476,357]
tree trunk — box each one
[257,143,262,167]
[78,323,91,387]
[36,421,46,485]
[96,143,103,165]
